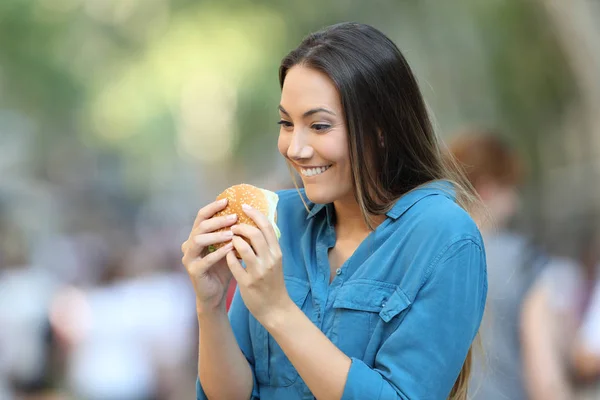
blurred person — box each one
[571,229,600,386]
[525,227,600,399]
[574,278,600,399]
[51,244,197,400]
[182,23,487,400]
[448,130,552,400]
[0,211,62,400]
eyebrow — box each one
[278,105,337,118]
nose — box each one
[287,130,313,161]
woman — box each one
[182,22,487,400]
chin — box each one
[302,183,340,205]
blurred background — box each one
[1,0,599,399]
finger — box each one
[193,230,234,249]
[187,242,233,275]
[231,235,259,267]
[181,240,189,255]
[230,223,269,258]
[192,198,228,230]
[241,204,279,252]
[226,251,248,285]
[181,238,200,265]
[183,215,237,263]
[183,231,233,262]
[196,214,238,235]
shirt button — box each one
[381,300,387,307]
[335,268,342,275]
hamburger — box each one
[208,184,280,258]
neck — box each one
[332,195,385,239]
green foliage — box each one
[0,0,578,195]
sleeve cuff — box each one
[196,376,208,400]
[251,369,260,399]
[196,373,260,400]
[341,358,383,400]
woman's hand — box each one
[226,204,294,324]
[181,198,238,314]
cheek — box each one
[277,133,289,156]
[324,140,349,173]
[338,163,353,190]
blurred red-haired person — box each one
[447,129,565,400]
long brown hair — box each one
[279,22,484,399]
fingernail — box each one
[223,230,233,238]
[227,214,237,221]
[224,242,233,250]
[242,204,252,211]
[218,198,227,205]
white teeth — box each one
[301,165,331,177]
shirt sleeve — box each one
[341,239,487,400]
[196,283,260,400]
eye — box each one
[277,120,293,129]
[312,123,331,132]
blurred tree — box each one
[0,0,595,240]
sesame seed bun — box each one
[208,184,280,258]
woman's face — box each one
[277,66,353,204]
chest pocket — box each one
[253,277,310,387]
[331,280,412,359]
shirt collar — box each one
[305,180,455,221]
[307,203,326,219]
[306,200,334,227]
[385,180,455,220]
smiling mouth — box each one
[300,165,333,177]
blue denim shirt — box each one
[197,181,487,399]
